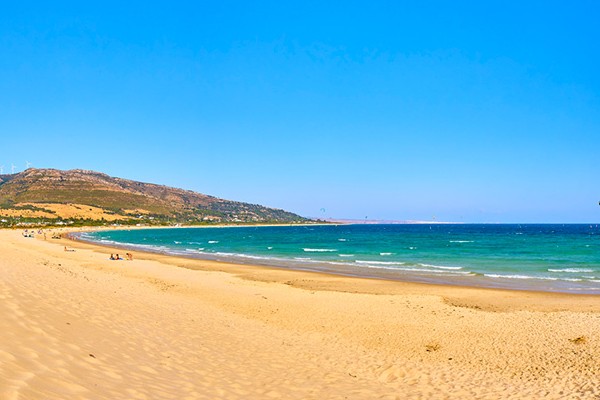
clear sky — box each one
[1,1,599,222]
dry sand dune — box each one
[0,203,129,221]
[1,229,599,399]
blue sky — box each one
[1,1,599,222]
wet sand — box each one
[1,228,599,399]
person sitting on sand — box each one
[110,254,115,260]
[115,254,121,260]
[125,252,134,261]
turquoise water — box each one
[78,224,600,293]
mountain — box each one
[0,168,310,226]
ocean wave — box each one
[174,241,182,244]
[547,268,595,273]
[303,248,338,252]
[182,247,207,253]
[212,252,280,261]
[380,252,394,256]
[338,238,347,242]
[356,264,470,275]
[420,263,463,270]
[449,240,474,243]
[338,254,355,257]
[485,274,558,281]
[356,260,405,266]
[208,240,219,244]
[408,247,417,250]
[92,239,172,253]
[393,267,457,274]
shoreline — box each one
[2,227,600,398]
[71,225,600,296]
[65,228,600,312]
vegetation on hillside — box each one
[0,169,311,228]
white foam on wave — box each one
[303,248,338,252]
[357,264,470,275]
[174,241,182,244]
[566,287,600,291]
[420,263,463,270]
[94,239,168,252]
[548,268,595,273]
[380,252,393,256]
[183,248,207,253]
[356,260,465,273]
[338,238,347,242]
[208,240,219,244]
[212,252,279,261]
[485,274,558,281]
[408,247,417,250]
[267,246,273,250]
[356,260,405,266]
[338,254,355,257]
[449,240,474,243]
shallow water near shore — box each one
[78,224,600,294]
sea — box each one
[76,224,600,294]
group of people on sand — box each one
[22,228,60,240]
[110,252,133,261]
[22,229,40,238]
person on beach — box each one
[110,254,115,260]
[125,253,134,261]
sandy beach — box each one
[1,228,599,399]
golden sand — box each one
[1,228,599,399]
